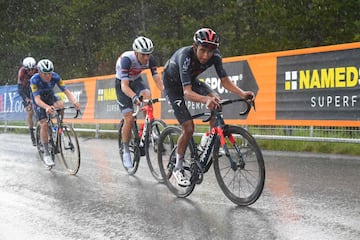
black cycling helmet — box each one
[193,28,220,49]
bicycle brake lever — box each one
[74,110,81,119]
[252,101,256,112]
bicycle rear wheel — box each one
[213,125,265,206]
[118,119,140,175]
[145,119,167,182]
[158,126,195,198]
[59,124,80,175]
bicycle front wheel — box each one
[213,125,265,206]
[145,119,167,182]
[35,123,50,169]
[118,119,140,175]
[158,126,195,198]
[59,124,80,175]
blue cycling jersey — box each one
[30,72,67,99]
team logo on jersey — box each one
[174,99,182,107]
[182,57,190,71]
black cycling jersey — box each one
[163,46,228,124]
[162,46,228,90]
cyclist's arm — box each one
[17,68,28,102]
[33,94,54,114]
[221,76,255,100]
[149,56,163,91]
[183,85,220,110]
[121,79,137,100]
[63,89,80,110]
[152,74,163,91]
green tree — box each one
[0,0,358,85]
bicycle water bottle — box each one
[198,131,209,152]
[52,125,58,141]
[199,131,214,164]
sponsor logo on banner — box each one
[94,78,120,119]
[55,82,86,119]
[276,48,360,120]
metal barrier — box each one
[1,122,360,144]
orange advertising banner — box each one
[63,42,360,127]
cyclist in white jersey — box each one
[115,36,163,168]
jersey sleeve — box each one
[17,67,24,84]
[54,73,67,92]
[213,51,228,79]
[30,75,40,96]
[178,52,192,87]
[118,56,132,81]
[149,56,159,77]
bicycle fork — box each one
[219,130,244,171]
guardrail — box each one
[2,122,360,144]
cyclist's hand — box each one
[73,101,80,110]
[243,91,255,102]
[205,96,220,110]
[132,95,141,106]
[46,105,55,114]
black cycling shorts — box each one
[33,94,60,121]
[115,77,150,114]
[166,80,216,124]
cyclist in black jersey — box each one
[162,28,255,186]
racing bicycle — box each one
[157,98,265,206]
[36,106,81,175]
[118,97,167,181]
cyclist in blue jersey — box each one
[115,36,163,168]
[17,57,38,146]
[163,28,255,186]
[30,59,81,166]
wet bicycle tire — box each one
[213,125,265,206]
[157,126,196,198]
[118,119,140,175]
[35,122,53,170]
[145,119,167,183]
[59,124,81,175]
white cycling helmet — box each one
[22,57,36,69]
[37,59,54,73]
[132,36,154,54]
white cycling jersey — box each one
[115,51,158,81]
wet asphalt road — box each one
[0,133,359,240]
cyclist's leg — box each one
[131,77,151,118]
[193,81,224,155]
[116,79,136,168]
[26,102,36,145]
[34,103,54,166]
[167,92,193,186]
[53,97,65,118]
[193,79,219,129]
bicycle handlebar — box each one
[47,106,81,122]
[132,97,167,117]
[192,98,255,122]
